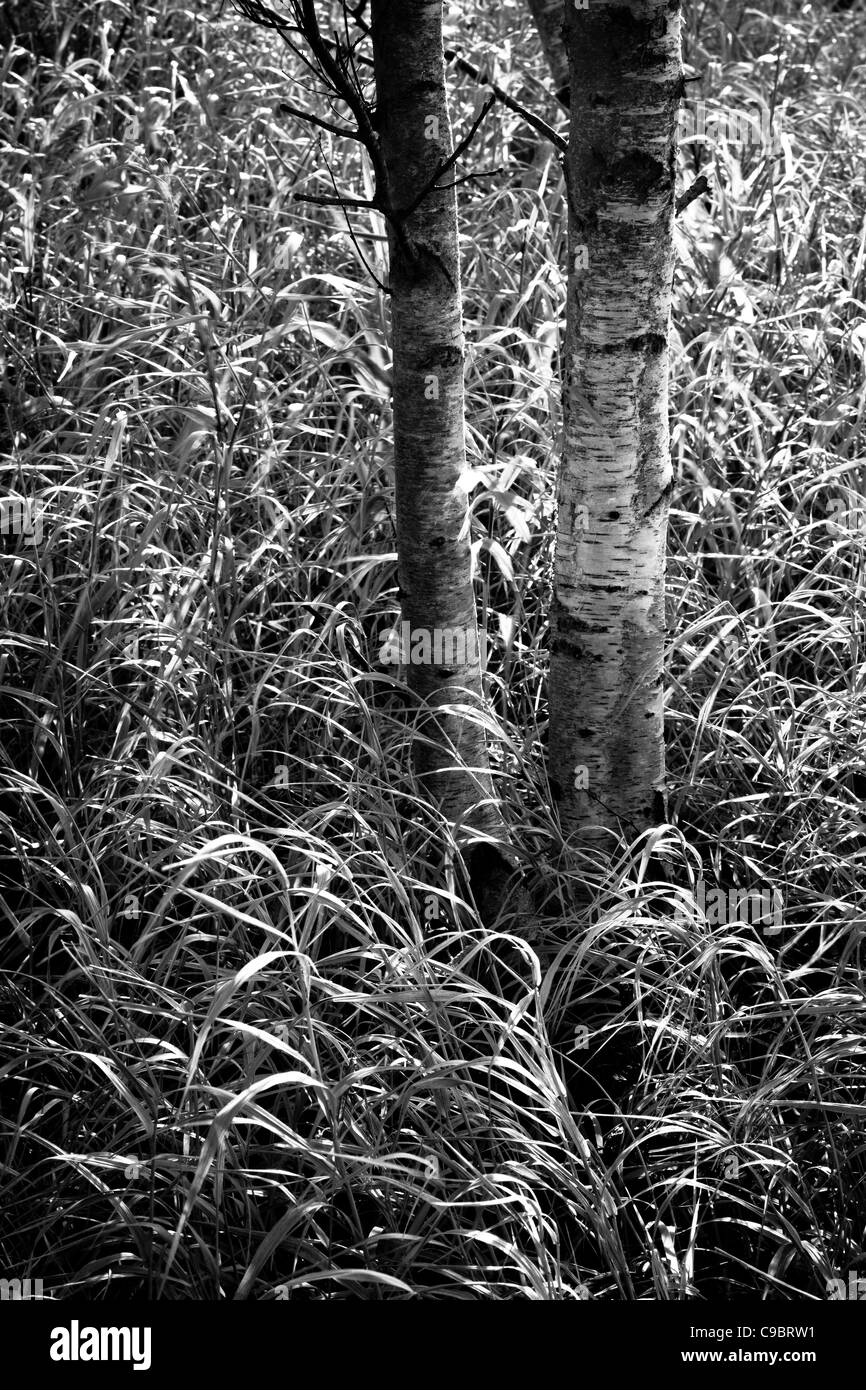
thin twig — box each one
[317,137,389,294]
[295,192,378,209]
[444,49,566,154]
[440,167,504,192]
[676,174,711,216]
[276,99,363,142]
[395,96,496,222]
[297,0,386,190]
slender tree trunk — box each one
[526,0,569,106]
[370,0,498,835]
[549,0,681,845]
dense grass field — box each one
[1,0,864,1299]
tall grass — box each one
[0,0,864,1298]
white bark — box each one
[550,0,681,844]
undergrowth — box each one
[0,0,864,1298]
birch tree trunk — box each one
[370,0,497,835]
[526,0,570,106]
[549,0,681,844]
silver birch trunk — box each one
[549,0,681,844]
[370,0,498,835]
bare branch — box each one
[294,191,378,209]
[276,99,364,141]
[440,167,504,192]
[296,0,384,182]
[444,50,567,154]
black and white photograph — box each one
[0,0,864,1363]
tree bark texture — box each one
[526,0,570,106]
[370,0,497,833]
[549,0,681,844]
